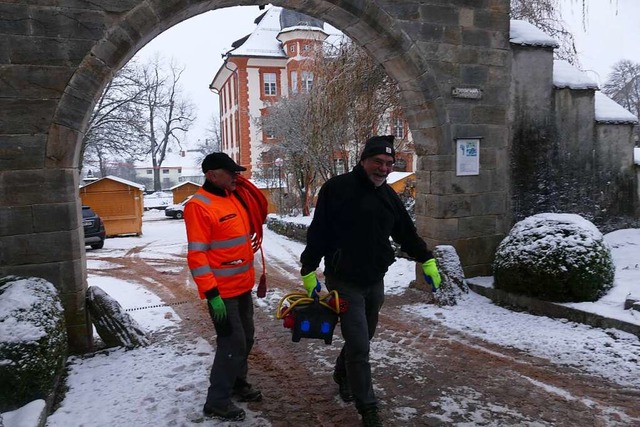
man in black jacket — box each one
[299,135,441,427]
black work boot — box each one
[332,371,354,402]
[203,402,246,421]
[233,380,263,402]
[361,408,383,427]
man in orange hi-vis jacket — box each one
[184,152,262,422]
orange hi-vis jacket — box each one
[184,187,255,299]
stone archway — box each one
[0,0,512,351]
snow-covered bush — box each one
[493,213,615,302]
[0,276,67,412]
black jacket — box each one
[300,164,433,285]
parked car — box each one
[82,205,106,249]
[143,191,173,210]
[164,197,191,219]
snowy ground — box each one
[3,210,640,426]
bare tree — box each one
[603,59,640,142]
[138,56,196,191]
[511,0,581,64]
[82,61,148,177]
[260,38,401,215]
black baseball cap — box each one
[201,152,247,173]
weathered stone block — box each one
[0,3,29,35]
[2,259,86,297]
[0,230,83,265]
[45,123,82,168]
[0,99,57,134]
[458,215,498,237]
[0,168,79,205]
[91,26,136,70]
[471,105,507,125]
[416,216,459,241]
[30,7,107,40]
[0,206,34,236]
[0,65,73,98]
[8,35,94,66]
[118,3,160,46]
[454,234,504,267]
[33,202,79,232]
[461,64,489,85]
[0,134,47,171]
[86,286,149,349]
[0,276,68,412]
[461,28,491,47]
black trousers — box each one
[205,290,255,407]
[326,276,385,414]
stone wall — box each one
[510,44,639,233]
[0,0,512,351]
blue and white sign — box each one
[456,138,480,176]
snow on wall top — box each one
[594,91,639,124]
[553,60,599,90]
[509,20,559,48]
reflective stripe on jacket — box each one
[184,187,255,299]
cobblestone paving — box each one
[91,244,640,427]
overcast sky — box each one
[132,1,640,145]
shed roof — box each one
[387,171,414,185]
[169,181,201,190]
[80,175,144,190]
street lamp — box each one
[275,158,283,215]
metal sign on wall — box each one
[451,87,483,99]
[456,138,481,176]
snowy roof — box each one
[279,25,327,36]
[509,19,559,48]
[169,181,200,190]
[387,171,414,185]
[134,148,203,175]
[553,60,599,90]
[594,92,639,124]
[227,7,287,58]
[80,175,144,190]
[226,6,334,59]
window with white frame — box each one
[302,71,313,92]
[394,117,405,139]
[335,158,345,175]
[263,73,277,96]
[290,71,298,94]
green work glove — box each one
[301,271,321,297]
[208,295,227,322]
[422,258,442,292]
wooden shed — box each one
[79,175,144,237]
[387,172,416,197]
[250,179,278,214]
[170,181,200,204]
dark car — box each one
[164,196,191,219]
[82,205,106,249]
